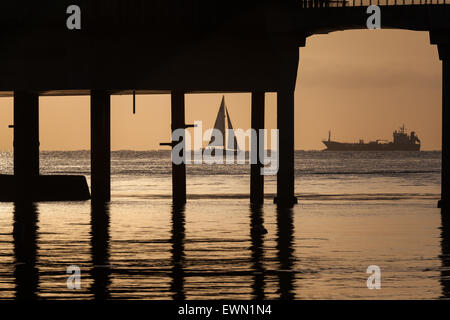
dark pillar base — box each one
[439,199,448,209]
[273,196,298,208]
[250,92,265,205]
[91,91,111,202]
[171,91,187,205]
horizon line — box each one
[0,149,444,152]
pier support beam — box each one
[171,91,187,205]
[91,91,111,202]
[274,89,297,208]
[431,33,450,208]
[14,91,39,199]
[441,55,450,208]
[251,92,265,205]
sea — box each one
[0,150,448,300]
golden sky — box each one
[0,29,442,151]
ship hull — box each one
[322,141,420,151]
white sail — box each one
[208,96,225,147]
[208,96,240,151]
[226,107,240,151]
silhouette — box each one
[0,0,449,300]
[204,96,240,156]
[89,200,111,299]
[276,206,295,299]
[13,202,39,300]
[322,125,421,151]
[1,1,449,207]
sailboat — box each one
[204,96,240,156]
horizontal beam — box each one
[299,5,450,34]
[0,90,279,97]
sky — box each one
[0,29,443,151]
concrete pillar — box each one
[14,91,39,199]
[440,57,450,208]
[171,91,187,204]
[251,92,265,205]
[274,89,298,208]
[430,33,450,208]
[91,91,111,202]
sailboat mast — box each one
[225,103,239,151]
[224,101,227,148]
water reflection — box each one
[276,206,295,300]
[13,202,39,300]
[8,198,298,300]
[170,204,186,300]
[441,208,450,299]
[90,201,111,299]
[250,204,266,300]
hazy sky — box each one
[0,29,442,151]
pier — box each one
[0,1,449,207]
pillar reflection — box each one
[170,204,186,300]
[13,201,39,300]
[276,206,295,299]
[250,204,266,299]
[440,208,450,298]
[90,200,111,299]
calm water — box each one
[0,150,449,300]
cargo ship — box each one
[322,125,421,151]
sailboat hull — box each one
[202,147,239,156]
